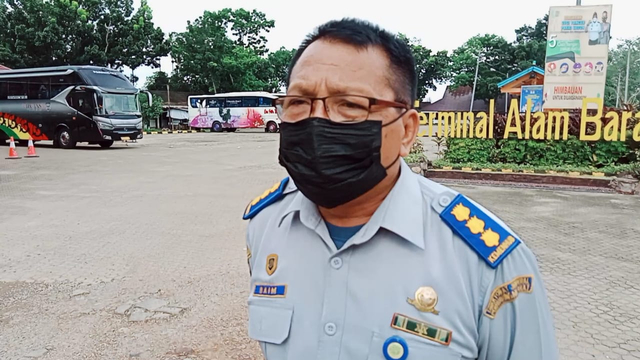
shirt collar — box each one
[278,159,425,249]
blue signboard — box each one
[520,85,544,113]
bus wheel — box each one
[99,140,114,148]
[56,128,77,149]
[266,121,279,133]
[211,121,223,132]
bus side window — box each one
[258,97,273,107]
[7,80,27,99]
[0,80,7,100]
[243,97,258,107]
[207,98,224,108]
[225,97,242,107]
[27,77,50,99]
[190,97,200,108]
[67,91,93,116]
[50,74,80,98]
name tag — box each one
[253,284,287,298]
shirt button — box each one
[331,257,343,269]
[439,195,451,207]
[324,322,337,336]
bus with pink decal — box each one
[187,91,280,133]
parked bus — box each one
[187,91,280,133]
[0,65,144,148]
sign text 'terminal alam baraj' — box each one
[417,98,640,142]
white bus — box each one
[187,91,280,133]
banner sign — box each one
[520,85,544,113]
[542,4,613,110]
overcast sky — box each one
[136,0,638,100]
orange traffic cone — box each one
[5,137,21,159]
[25,137,39,158]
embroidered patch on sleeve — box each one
[484,275,534,319]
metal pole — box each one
[167,84,172,131]
[470,55,480,112]
[624,46,631,103]
[504,72,509,113]
[616,72,621,108]
[505,93,508,113]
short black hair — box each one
[286,18,417,106]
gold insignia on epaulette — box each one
[484,275,534,319]
[441,195,522,268]
[245,181,282,216]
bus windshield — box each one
[79,69,136,90]
[97,93,140,115]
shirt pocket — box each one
[367,331,462,360]
[248,299,294,360]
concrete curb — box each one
[435,166,609,178]
[425,169,613,189]
[144,130,200,135]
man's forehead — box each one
[287,80,375,97]
[288,39,393,97]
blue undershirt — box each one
[325,222,364,250]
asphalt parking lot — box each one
[1,131,639,360]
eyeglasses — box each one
[275,95,410,123]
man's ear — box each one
[399,109,420,157]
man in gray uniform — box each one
[243,18,559,360]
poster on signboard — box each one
[542,4,612,110]
[520,85,544,112]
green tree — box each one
[398,34,450,101]
[0,0,23,67]
[138,91,163,129]
[0,0,168,71]
[512,14,548,70]
[225,8,275,56]
[0,0,83,68]
[448,34,516,102]
[169,8,276,94]
[106,0,169,71]
[605,37,640,107]
[264,47,295,92]
[145,71,170,90]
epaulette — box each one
[242,177,290,220]
[432,192,521,269]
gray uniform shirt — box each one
[245,159,559,360]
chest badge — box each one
[266,254,278,276]
[383,335,408,360]
[407,286,439,315]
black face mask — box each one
[278,117,401,209]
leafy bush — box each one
[404,138,427,164]
[591,140,634,166]
[442,106,639,168]
[443,138,496,163]
[139,92,163,129]
[494,137,593,167]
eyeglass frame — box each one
[274,94,412,122]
